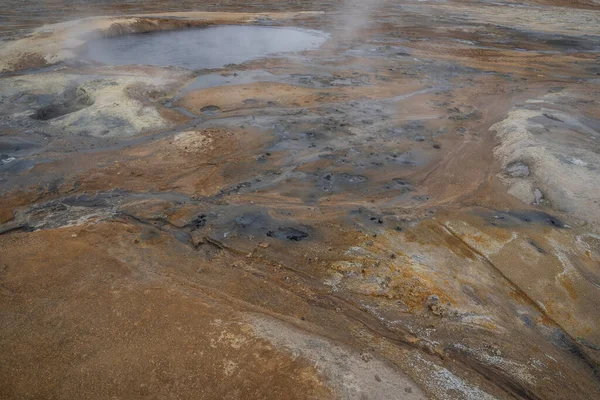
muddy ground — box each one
[1,1,600,399]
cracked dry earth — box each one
[1,1,600,399]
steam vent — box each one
[1,1,600,399]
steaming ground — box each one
[1,1,600,399]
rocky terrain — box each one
[0,1,599,399]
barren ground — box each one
[1,1,599,399]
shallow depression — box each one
[85,25,329,69]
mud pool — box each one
[85,25,329,69]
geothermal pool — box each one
[85,25,329,69]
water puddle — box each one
[85,25,329,69]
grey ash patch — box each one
[318,172,367,192]
[448,109,482,121]
[216,181,253,198]
[506,161,530,178]
[383,178,413,193]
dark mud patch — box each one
[348,207,391,230]
[267,227,309,241]
[544,37,600,52]
[217,181,253,198]
[476,209,566,229]
[30,86,94,121]
[0,158,39,174]
[528,240,547,254]
[318,172,367,192]
[0,137,41,154]
[386,178,413,193]
[200,105,221,115]
[212,209,312,242]
[543,113,564,123]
